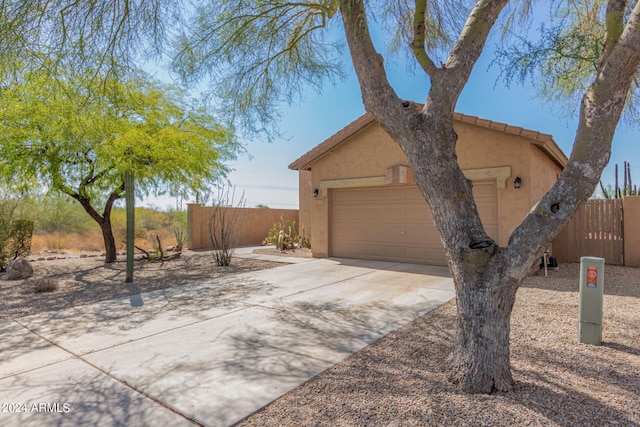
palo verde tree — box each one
[0,66,239,263]
[2,0,639,393]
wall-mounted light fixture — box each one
[313,188,319,197]
[514,176,522,189]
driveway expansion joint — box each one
[12,318,204,426]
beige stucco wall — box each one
[528,146,561,207]
[187,204,299,250]
[455,124,535,245]
[298,120,562,258]
[298,169,313,241]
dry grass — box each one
[30,230,178,255]
[239,264,640,427]
[31,232,95,254]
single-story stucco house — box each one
[289,111,568,266]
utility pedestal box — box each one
[579,256,605,345]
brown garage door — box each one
[330,181,498,265]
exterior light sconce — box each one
[514,176,522,189]
[313,188,319,197]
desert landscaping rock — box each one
[4,258,33,280]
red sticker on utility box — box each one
[587,266,598,288]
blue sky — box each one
[145,18,638,211]
[218,55,638,210]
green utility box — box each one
[579,256,605,345]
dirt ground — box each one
[0,249,283,320]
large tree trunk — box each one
[405,115,521,393]
[447,259,518,393]
[98,217,118,263]
[339,0,640,393]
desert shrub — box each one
[0,219,34,271]
[173,226,190,251]
[30,278,59,293]
[167,208,188,227]
[208,186,245,266]
[111,208,179,251]
[299,228,311,249]
[137,207,173,231]
[264,215,306,250]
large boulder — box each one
[4,258,34,280]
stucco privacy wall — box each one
[187,204,299,250]
[294,117,564,259]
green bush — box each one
[0,219,34,271]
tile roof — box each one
[289,111,568,171]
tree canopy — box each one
[3,1,637,132]
[0,65,240,261]
[494,0,640,123]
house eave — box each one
[289,111,568,171]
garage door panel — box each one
[330,184,497,265]
[405,207,431,222]
[368,207,392,221]
[347,226,371,240]
[473,181,498,234]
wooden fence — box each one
[554,198,636,266]
[569,199,624,265]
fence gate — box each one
[568,199,624,265]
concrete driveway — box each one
[0,249,454,426]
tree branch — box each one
[339,0,404,121]
[598,0,627,69]
[411,0,440,77]
[102,182,125,220]
[505,1,640,280]
[428,0,509,113]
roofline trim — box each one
[289,111,568,171]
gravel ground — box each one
[0,249,281,320]
[2,252,638,426]
[239,263,640,427]
[253,247,313,258]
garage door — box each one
[330,181,498,265]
